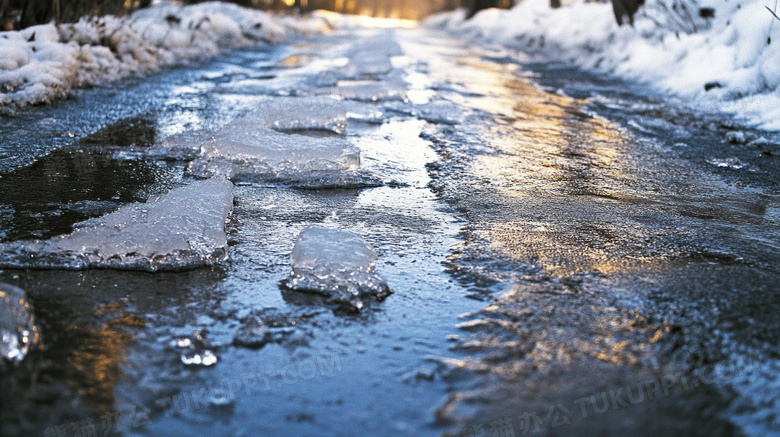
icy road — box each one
[1,24,779,437]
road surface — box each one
[1,24,778,437]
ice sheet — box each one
[0,180,234,272]
[187,119,368,185]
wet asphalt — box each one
[1,24,779,437]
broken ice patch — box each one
[282,226,393,311]
[187,117,380,187]
[0,180,234,272]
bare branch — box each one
[767,5,780,21]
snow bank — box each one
[1,283,40,368]
[282,226,393,311]
[0,180,234,272]
[426,0,780,130]
[0,2,329,112]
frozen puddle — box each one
[0,283,40,368]
[187,116,380,187]
[0,180,234,272]
[282,226,393,311]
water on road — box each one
[1,23,778,437]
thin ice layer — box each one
[230,96,388,135]
[243,96,388,133]
[384,100,463,125]
[0,282,40,367]
[334,80,407,102]
[341,36,403,79]
[341,56,394,78]
[0,180,234,272]
[282,226,392,311]
[187,120,362,183]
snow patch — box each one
[0,2,329,111]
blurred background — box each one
[0,0,519,30]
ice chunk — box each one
[169,330,218,367]
[144,130,214,161]
[0,180,234,272]
[187,121,371,186]
[1,283,40,368]
[233,314,270,349]
[282,226,393,311]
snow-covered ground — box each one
[426,0,780,131]
[0,2,328,112]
